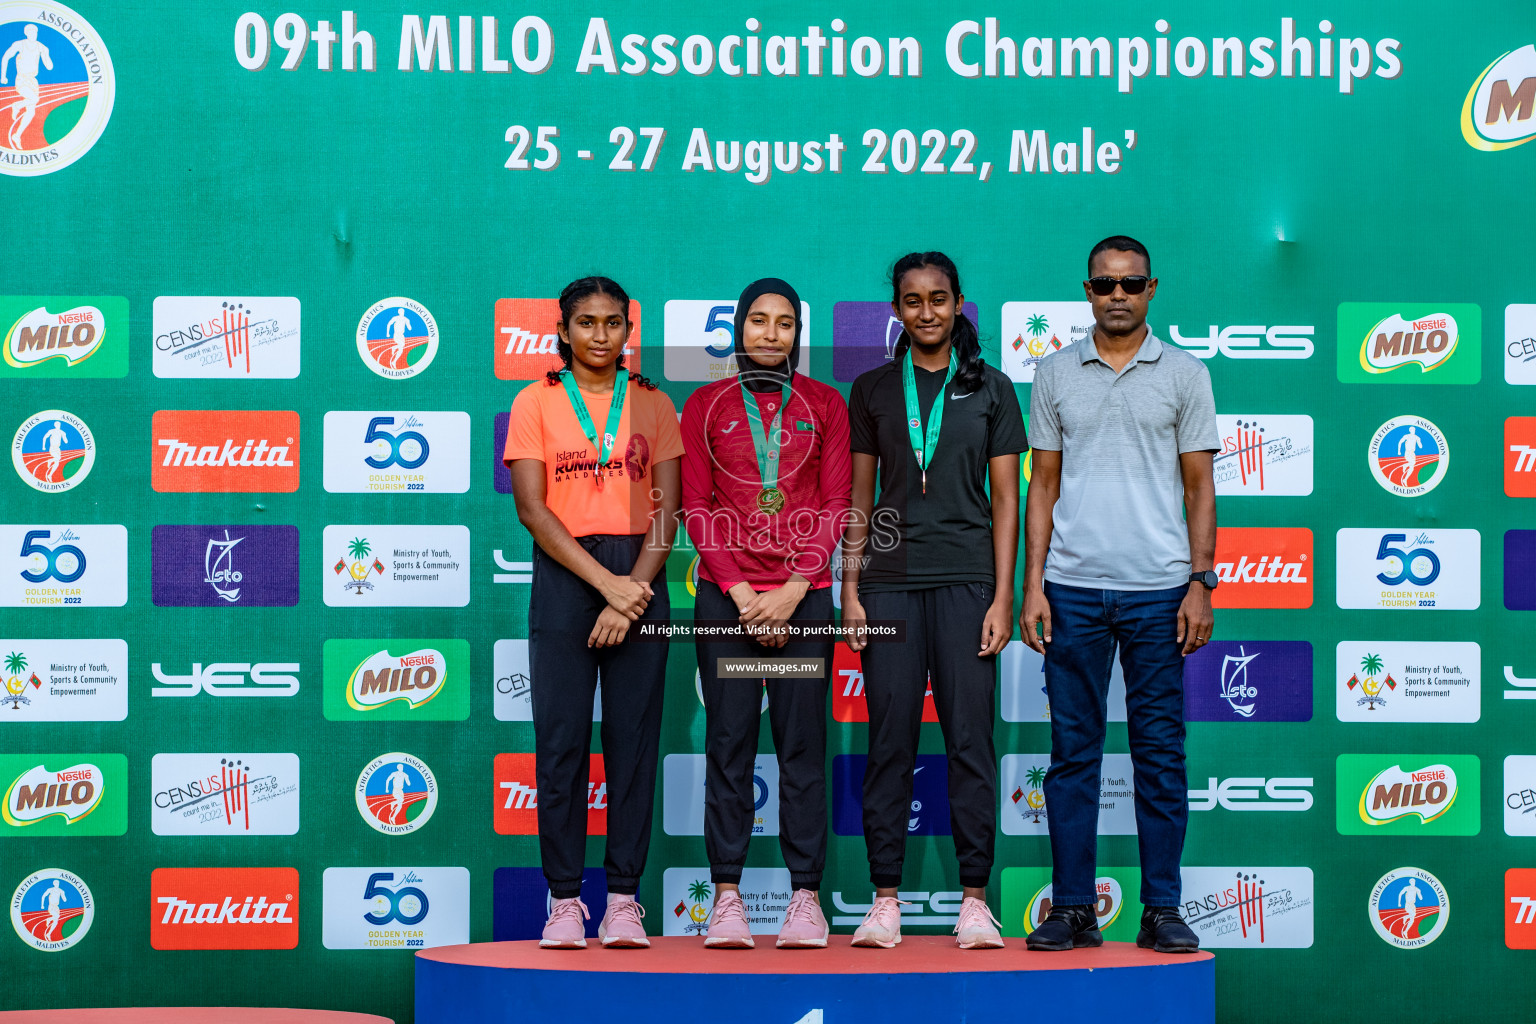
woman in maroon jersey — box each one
[680,278,851,950]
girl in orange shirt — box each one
[505,276,683,949]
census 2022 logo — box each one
[11,409,92,492]
[322,411,470,493]
[152,296,300,379]
[1463,44,1536,151]
[357,297,438,379]
[0,2,114,176]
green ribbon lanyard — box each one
[559,368,628,489]
[901,349,957,496]
[739,373,792,514]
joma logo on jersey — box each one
[1464,44,1536,151]
[151,411,300,492]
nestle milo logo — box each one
[1464,44,1536,151]
[1359,313,1458,373]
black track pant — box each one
[696,582,831,891]
[858,583,998,890]
[530,534,669,899]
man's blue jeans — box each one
[1041,581,1189,908]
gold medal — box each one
[757,487,786,514]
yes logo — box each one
[323,639,469,721]
[1337,303,1481,384]
[0,753,126,835]
[1336,755,1480,836]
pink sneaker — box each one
[850,896,908,948]
[598,895,650,948]
[704,889,754,949]
[954,897,1005,949]
[539,897,589,949]
[776,890,829,949]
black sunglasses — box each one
[1087,275,1150,296]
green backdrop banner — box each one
[4,1,1536,1021]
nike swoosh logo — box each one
[950,391,974,400]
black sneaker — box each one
[1024,904,1102,951]
[1136,906,1199,954]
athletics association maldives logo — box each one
[11,868,92,951]
[11,409,92,492]
[357,297,438,379]
[1368,416,1448,497]
[356,752,437,835]
[0,2,114,177]
[1370,868,1449,949]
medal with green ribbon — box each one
[559,368,628,489]
[902,348,957,495]
[740,374,792,514]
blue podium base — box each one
[415,936,1214,1024]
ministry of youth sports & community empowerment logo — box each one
[11,409,93,492]
[0,3,113,176]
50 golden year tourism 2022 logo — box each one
[0,2,113,176]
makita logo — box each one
[157,438,294,467]
[151,411,301,493]
[149,867,300,949]
[499,780,607,811]
[493,753,607,834]
[1212,528,1314,610]
[157,894,294,925]
[1216,554,1308,585]
[501,327,560,356]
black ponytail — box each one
[543,276,657,390]
[889,251,986,394]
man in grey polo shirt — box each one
[1020,235,1218,954]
